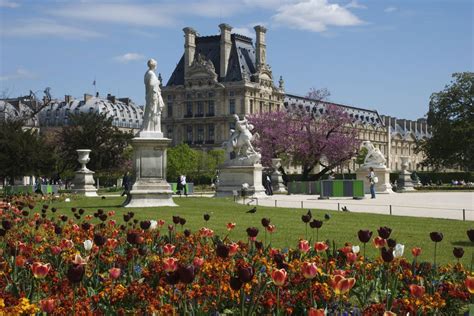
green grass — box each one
[41,195,473,266]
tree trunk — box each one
[301,165,315,181]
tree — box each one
[167,144,198,182]
[56,112,133,178]
[418,72,474,170]
[355,147,368,166]
[0,120,55,183]
[249,105,360,180]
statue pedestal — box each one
[215,163,266,197]
[125,137,177,207]
[397,170,416,192]
[356,165,393,194]
[72,170,98,197]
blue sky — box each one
[0,0,472,119]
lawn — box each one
[40,195,474,266]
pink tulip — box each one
[298,240,311,253]
[271,269,287,286]
[163,257,178,272]
[109,267,121,280]
[163,244,176,256]
[229,242,239,256]
[193,257,204,268]
[314,241,329,252]
[301,262,318,279]
[31,262,51,279]
[40,298,55,313]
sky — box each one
[0,0,472,120]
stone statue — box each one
[142,59,165,133]
[361,140,386,167]
[224,114,260,163]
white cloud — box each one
[0,19,102,38]
[0,67,36,81]
[0,0,20,8]
[345,0,367,9]
[114,53,145,64]
[273,0,364,32]
[384,6,397,13]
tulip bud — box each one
[83,240,93,251]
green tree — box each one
[56,112,133,178]
[0,120,55,183]
[418,72,474,170]
[167,143,198,182]
[355,147,368,165]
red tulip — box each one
[31,262,51,279]
[373,236,386,249]
[308,307,325,316]
[301,262,318,279]
[193,257,204,268]
[266,224,276,233]
[314,242,329,252]
[106,238,119,249]
[411,247,422,257]
[226,222,236,231]
[346,252,358,263]
[229,242,239,256]
[466,276,474,294]
[50,246,62,255]
[409,284,425,298]
[109,267,121,279]
[271,269,287,286]
[157,219,165,227]
[163,257,178,272]
[163,244,176,256]
[330,275,356,295]
[298,240,311,253]
[15,255,26,267]
[40,298,55,313]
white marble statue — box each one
[362,140,386,167]
[224,114,260,163]
[142,59,165,133]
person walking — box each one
[367,167,377,199]
[180,175,187,196]
[121,172,132,205]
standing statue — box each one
[225,114,259,159]
[142,59,165,133]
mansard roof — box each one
[166,34,256,86]
[284,94,384,127]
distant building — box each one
[38,93,143,132]
[0,95,41,128]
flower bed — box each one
[0,197,473,315]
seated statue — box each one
[361,140,386,168]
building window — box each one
[167,102,173,117]
[208,100,215,116]
[229,91,235,97]
[186,93,192,99]
[208,124,215,142]
[185,102,193,117]
[259,101,263,113]
[197,125,204,143]
[250,100,254,114]
[196,101,204,117]
[208,91,215,98]
[229,99,235,114]
[186,126,193,143]
[167,126,173,139]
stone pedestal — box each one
[72,171,98,197]
[356,165,393,194]
[271,158,287,194]
[125,137,177,207]
[72,149,98,197]
[215,163,266,197]
[397,156,415,192]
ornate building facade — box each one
[162,24,285,148]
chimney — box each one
[65,95,73,104]
[254,25,267,68]
[107,94,116,103]
[119,97,130,106]
[183,27,197,78]
[219,23,232,79]
[84,94,92,102]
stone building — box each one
[162,24,285,148]
[38,93,143,132]
[0,95,41,129]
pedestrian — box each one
[265,175,273,195]
[367,167,377,199]
[176,175,182,196]
[121,172,132,205]
[180,175,187,196]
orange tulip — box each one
[163,244,176,256]
[40,299,55,313]
[301,262,318,279]
[271,269,287,286]
[308,307,325,316]
[409,284,425,298]
[298,240,311,253]
[15,255,27,267]
[373,236,386,249]
[31,262,51,279]
[106,238,119,249]
[411,247,422,257]
[109,267,121,280]
[314,242,329,252]
[330,275,356,295]
[465,276,474,294]
[163,257,178,272]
